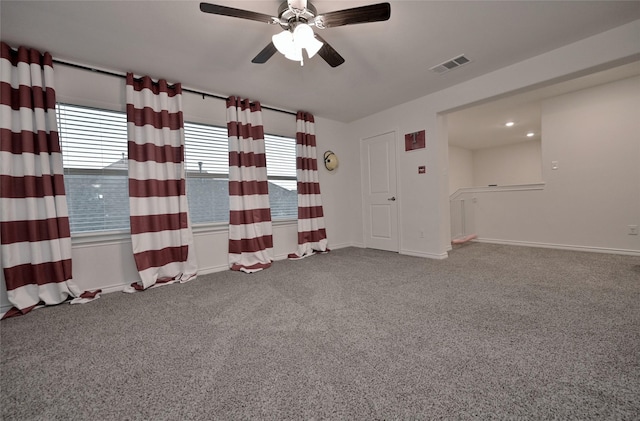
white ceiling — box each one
[447,60,640,150]
[1,1,639,125]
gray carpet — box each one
[2,243,639,420]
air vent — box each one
[430,54,471,74]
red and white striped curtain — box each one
[125,73,197,290]
[226,97,273,273]
[288,111,328,259]
[0,42,81,315]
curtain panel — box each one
[125,73,197,290]
[0,42,82,316]
[226,97,273,273]
[288,111,328,259]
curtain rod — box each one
[52,59,297,116]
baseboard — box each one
[474,238,640,257]
[0,281,129,315]
[329,242,357,250]
[400,249,449,260]
[271,242,356,261]
[99,283,129,294]
[198,263,231,275]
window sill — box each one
[71,229,131,247]
[70,219,298,246]
[192,222,228,234]
[273,218,297,227]
[191,218,297,234]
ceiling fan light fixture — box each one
[272,30,294,55]
[273,24,323,64]
[284,45,303,62]
[293,23,314,44]
[293,23,323,59]
[304,37,323,58]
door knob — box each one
[388,196,396,201]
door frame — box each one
[359,130,401,252]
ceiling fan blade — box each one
[199,2,276,24]
[251,42,278,64]
[315,2,391,28]
[314,34,345,68]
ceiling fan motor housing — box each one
[278,1,317,30]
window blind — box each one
[264,134,298,218]
[56,103,130,233]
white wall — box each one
[448,145,474,195]
[538,76,638,251]
[314,116,361,249]
[458,75,640,254]
[449,140,542,194]
[348,20,640,259]
[473,140,542,187]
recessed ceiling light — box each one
[505,121,515,127]
[526,132,535,137]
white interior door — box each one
[361,131,398,252]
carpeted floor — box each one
[1,243,639,420]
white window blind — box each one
[264,134,298,219]
[183,122,230,224]
[57,103,298,233]
[56,103,130,233]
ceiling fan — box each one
[199,0,391,67]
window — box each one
[56,103,130,233]
[264,134,298,219]
[183,122,298,223]
[183,122,230,224]
[56,103,298,234]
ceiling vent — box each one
[430,54,471,74]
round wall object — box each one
[324,150,338,171]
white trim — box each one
[450,183,545,201]
[393,127,404,255]
[326,242,353,250]
[192,222,228,235]
[474,238,640,257]
[360,129,400,252]
[71,220,296,241]
[400,248,449,260]
[272,219,297,227]
[0,281,129,315]
[273,252,291,261]
[96,282,130,294]
[197,263,230,275]
[71,230,130,247]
